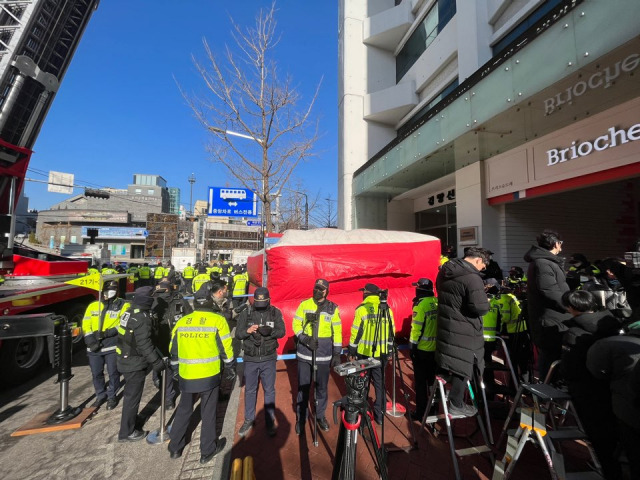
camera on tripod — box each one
[333,357,381,377]
[379,289,389,303]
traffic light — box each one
[85,188,110,199]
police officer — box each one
[409,278,437,420]
[349,283,395,425]
[153,262,166,286]
[138,262,152,287]
[482,279,501,392]
[236,287,285,437]
[116,286,167,441]
[182,262,195,294]
[126,263,139,290]
[101,263,117,275]
[168,284,236,464]
[192,265,210,293]
[152,279,192,409]
[293,279,342,434]
[82,280,130,409]
[231,265,249,308]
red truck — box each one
[0,1,100,385]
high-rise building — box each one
[340,0,640,264]
[168,187,181,215]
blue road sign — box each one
[208,187,258,218]
[246,220,262,227]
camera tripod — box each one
[331,359,388,480]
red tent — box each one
[247,229,440,354]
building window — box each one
[396,0,456,82]
[147,189,155,195]
[416,203,456,248]
[400,78,458,134]
[492,0,564,56]
[135,188,142,194]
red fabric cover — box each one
[246,230,440,354]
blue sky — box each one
[25,0,338,212]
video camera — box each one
[334,358,381,406]
[379,289,389,303]
[304,312,318,325]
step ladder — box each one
[483,335,520,398]
[419,373,494,480]
[495,382,604,479]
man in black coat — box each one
[587,321,640,480]
[116,286,167,442]
[560,290,621,479]
[524,229,572,381]
[435,246,491,417]
[235,287,286,438]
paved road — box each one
[0,351,240,480]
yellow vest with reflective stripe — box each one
[293,297,342,345]
[410,296,438,352]
[192,274,210,292]
[496,293,525,333]
[482,298,500,341]
[154,266,166,279]
[138,266,151,279]
[170,311,233,380]
[232,272,248,297]
[183,266,195,279]
[349,296,395,357]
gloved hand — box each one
[96,330,104,341]
[410,345,418,362]
[172,366,180,381]
[152,359,166,374]
[348,346,357,359]
[233,303,248,314]
[88,342,101,353]
[303,336,318,351]
[104,327,118,338]
[258,325,273,336]
[224,366,237,382]
[330,353,341,367]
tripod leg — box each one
[393,345,418,446]
[364,413,389,480]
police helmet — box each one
[102,280,118,292]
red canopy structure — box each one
[247,229,441,354]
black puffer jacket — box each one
[435,258,490,378]
[587,328,640,430]
[561,310,621,382]
[236,305,285,362]
[524,245,571,348]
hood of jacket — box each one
[440,257,482,280]
[524,244,563,265]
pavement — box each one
[0,349,618,480]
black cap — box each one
[360,283,380,294]
[254,287,270,307]
[133,286,156,308]
[314,279,329,290]
[412,278,433,290]
[483,278,499,287]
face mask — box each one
[104,290,117,300]
[255,301,270,310]
[313,289,325,302]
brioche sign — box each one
[546,123,640,166]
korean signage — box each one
[208,187,258,218]
[81,226,148,239]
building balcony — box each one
[364,80,418,125]
[363,1,413,51]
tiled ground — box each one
[229,351,595,480]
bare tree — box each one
[309,195,337,229]
[182,2,321,233]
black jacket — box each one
[524,245,571,348]
[152,292,193,355]
[560,310,620,382]
[435,258,490,378]
[116,307,163,373]
[236,305,285,362]
[587,328,640,429]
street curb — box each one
[211,362,244,480]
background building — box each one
[35,174,171,263]
[168,187,181,215]
[339,0,640,268]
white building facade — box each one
[339,0,640,267]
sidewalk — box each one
[0,351,236,480]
